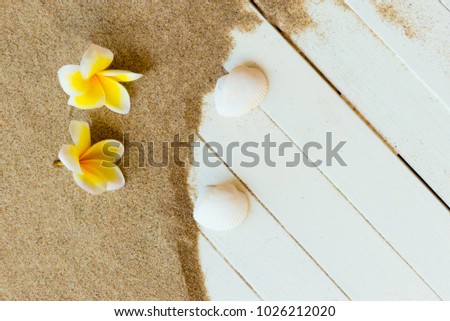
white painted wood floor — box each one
[190,0,450,300]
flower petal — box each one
[97,75,130,114]
[81,159,125,191]
[73,168,107,195]
[80,44,114,79]
[97,70,143,82]
[68,76,105,109]
[69,120,91,155]
[58,144,82,174]
[58,65,90,96]
[80,139,124,162]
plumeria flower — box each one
[57,120,125,195]
[58,44,142,114]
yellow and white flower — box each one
[58,120,125,195]
[58,44,142,114]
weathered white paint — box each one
[440,0,450,11]
[346,0,450,108]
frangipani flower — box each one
[58,120,125,195]
[58,44,142,114]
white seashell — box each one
[194,183,249,231]
[214,65,268,117]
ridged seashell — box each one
[214,65,268,117]
[194,183,249,231]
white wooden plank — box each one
[253,0,450,207]
[238,3,450,298]
[345,0,450,107]
[198,234,260,300]
[239,1,450,298]
[200,94,439,300]
[190,140,348,300]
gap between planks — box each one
[345,0,450,107]
[199,231,263,300]
[440,0,450,12]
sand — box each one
[0,0,258,300]
[254,0,315,34]
[371,0,416,39]
[253,1,352,35]
[255,0,416,39]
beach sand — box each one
[1,0,257,300]
[254,0,315,34]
